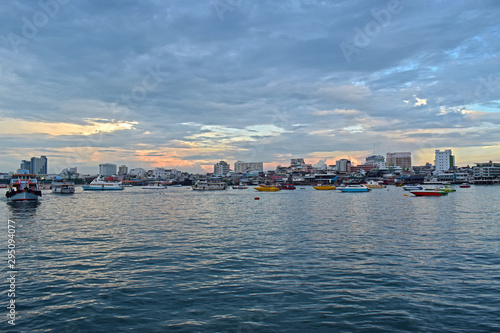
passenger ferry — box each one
[82,175,124,191]
[52,180,76,194]
[192,180,227,191]
[5,169,42,201]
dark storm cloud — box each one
[0,0,499,171]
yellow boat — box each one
[313,185,336,190]
[255,185,280,192]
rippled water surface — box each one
[1,186,500,332]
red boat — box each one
[459,183,470,188]
[278,184,296,190]
[410,190,446,196]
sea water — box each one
[1,186,499,332]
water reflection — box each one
[7,200,40,221]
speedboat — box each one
[5,169,42,201]
[337,184,371,192]
[459,183,471,188]
[232,183,248,189]
[402,184,423,191]
[82,175,124,191]
[278,184,296,190]
[410,190,448,196]
[313,184,336,190]
[254,185,280,192]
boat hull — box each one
[338,188,370,192]
[313,186,336,190]
[7,191,40,201]
[53,188,75,194]
[410,190,446,196]
[82,186,123,191]
[255,187,280,192]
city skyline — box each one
[1,1,499,174]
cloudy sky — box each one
[1,0,499,174]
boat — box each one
[51,180,76,194]
[313,184,336,190]
[459,183,471,188]
[0,184,7,188]
[232,183,248,189]
[337,184,371,192]
[402,184,424,191]
[254,185,280,192]
[410,190,448,196]
[172,184,183,187]
[191,180,227,191]
[277,184,296,190]
[142,182,167,189]
[82,175,124,191]
[5,169,42,201]
[364,181,386,189]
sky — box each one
[0,0,499,174]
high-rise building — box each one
[336,159,351,172]
[20,160,31,172]
[118,165,128,175]
[435,149,455,171]
[365,155,385,165]
[234,161,263,174]
[386,152,411,169]
[99,163,117,176]
[30,155,47,174]
[214,161,230,175]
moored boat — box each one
[232,183,248,189]
[255,185,280,192]
[142,182,167,189]
[82,175,124,191]
[52,180,76,194]
[277,184,296,190]
[192,180,227,191]
[5,169,42,201]
[410,190,448,196]
[402,184,424,191]
[313,184,336,190]
[459,183,471,188]
[337,184,371,192]
[364,181,386,189]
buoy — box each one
[254,197,260,200]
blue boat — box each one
[338,184,371,192]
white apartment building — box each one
[435,149,454,171]
[234,161,263,174]
[99,163,117,176]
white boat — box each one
[192,180,227,191]
[337,184,371,192]
[5,169,42,201]
[82,175,124,191]
[402,184,423,191]
[142,182,167,189]
[52,181,76,194]
[364,180,386,189]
